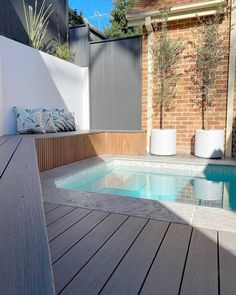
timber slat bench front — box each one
[0,135,54,295]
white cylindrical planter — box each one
[193,178,223,201]
[195,129,225,159]
[150,129,176,156]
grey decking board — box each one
[180,228,218,295]
[219,231,236,295]
[44,202,61,214]
[100,219,169,295]
[47,207,92,242]
[0,137,54,294]
[0,136,9,145]
[53,213,128,294]
[50,210,109,263]
[61,216,148,295]
[45,205,76,226]
[0,136,21,178]
[140,223,192,295]
[47,205,236,295]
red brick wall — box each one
[233,59,236,157]
[142,15,230,154]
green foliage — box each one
[69,8,85,27]
[152,6,184,129]
[23,0,54,49]
[193,3,227,129]
[51,41,73,62]
[104,0,140,38]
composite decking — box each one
[2,133,236,294]
[0,135,54,294]
[44,202,236,295]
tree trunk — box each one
[160,104,164,130]
[202,99,205,130]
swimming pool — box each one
[55,159,236,210]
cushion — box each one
[13,107,45,134]
[51,110,68,132]
[55,109,76,131]
[63,112,76,131]
[41,110,57,133]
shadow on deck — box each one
[44,202,236,295]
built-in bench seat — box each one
[0,130,146,294]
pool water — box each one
[55,160,236,210]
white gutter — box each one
[126,0,224,27]
[226,0,236,157]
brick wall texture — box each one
[141,14,232,155]
[233,55,236,157]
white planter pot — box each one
[194,129,225,159]
[150,129,176,156]
[193,178,223,201]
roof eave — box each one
[126,0,225,27]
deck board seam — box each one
[58,214,130,294]
[0,137,22,180]
[0,137,9,146]
[44,204,61,214]
[177,227,194,295]
[137,222,171,295]
[47,209,93,243]
[46,207,76,227]
[97,218,150,295]
[52,212,111,265]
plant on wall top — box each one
[23,0,54,49]
[51,40,74,62]
[193,2,228,130]
[152,6,184,129]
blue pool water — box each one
[56,161,236,210]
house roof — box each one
[129,0,202,13]
[126,0,224,28]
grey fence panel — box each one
[89,36,142,131]
[69,25,106,67]
[69,25,89,67]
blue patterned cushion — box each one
[41,110,57,133]
[56,109,76,131]
[13,107,45,134]
[51,110,67,132]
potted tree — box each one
[150,7,183,156]
[193,4,227,158]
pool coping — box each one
[40,155,236,233]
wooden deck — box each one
[44,202,236,295]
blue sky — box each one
[69,0,113,31]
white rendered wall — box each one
[0,36,90,135]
